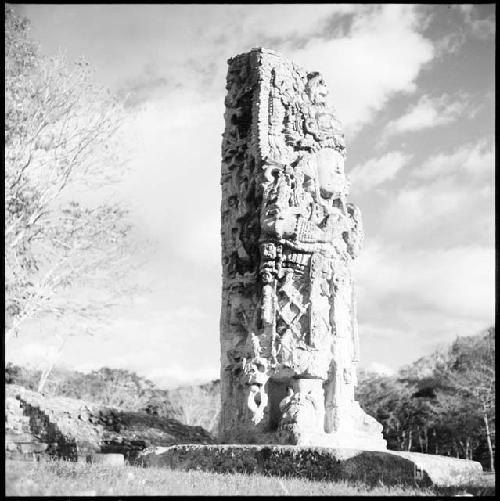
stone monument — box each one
[139,49,485,488]
[219,48,386,450]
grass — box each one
[5,458,494,497]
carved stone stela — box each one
[219,48,386,449]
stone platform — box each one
[140,444,484,487]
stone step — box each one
[5,431,37,443]
[6,441,49,454]
[5,416,31,428]
[23,442,49,454]
[5,449,39,461]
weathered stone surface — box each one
[5,384,99,460]
[140,444,484,488]
[5,384,214,463]
[219,47,384,449]
[91,452,125,466]
[388,450,485,487]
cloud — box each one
[289,5,434,135]
[352,239,494,369]
[348,151,411,192]
[369,138,494,251]
[177,5,434,137]
[21,4,435,139]
[229,4,357,42]
[457,5,496,40]
[118,88,223,252]
[146,365,219,389]
[119,72,170,109]
[7,301,221,387]
[414,138,494,181]
[384,94,469,137]
[434,31,467,57]
[357,310,490,371]
[356,241,495,322]
[374,178,494,250]
[111,5,435,138]
[431,5,495,59]
[363,361,396,376]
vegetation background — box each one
[6,326,495,472]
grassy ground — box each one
[5,458,494,497]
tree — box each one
[144,381,221,435]
[356,370,416,451]
[357,331,495,469]
[5,5,140,390]
[85,368,157,410]
[434,329,495,471]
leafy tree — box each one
[144,380,221,435]
[356,371,410,450]
[5,362,40,390]
[434,328,495,471]
[5,5,140,390]
[357,327,495,470]
[85,368,157,410]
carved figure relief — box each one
[220,48,386,450]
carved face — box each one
[316,149,346,198]
[306,73,329,105]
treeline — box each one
[5,365,156,410]
[356,327,495,471]
[5,327,494,470]
[4,364,220,436]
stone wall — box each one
[5,385,98,461]
[5,384,214,463]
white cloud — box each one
[384,94,468,137]
[23,4,436,145]
[118,89,223,267]
[374,175,494,251]
[146,364,219,389]
[7,296,222,386]
[349,151,411,192]
[189,4,434,137]
[363,361,396,376]
[414,138,495,180]
[228,4,357,41]
[290,5,434,135]
[356,242,495,322]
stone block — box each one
[19,443,39,454]
[90,453,125,466]
[140,444,484,487]
[6,442,18,452]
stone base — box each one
[140,444,484,487]
[300,430,387,451]
[275,427,387,451]
[276,400,387,451]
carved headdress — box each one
[303,71,346,157]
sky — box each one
[8,4,495,387]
